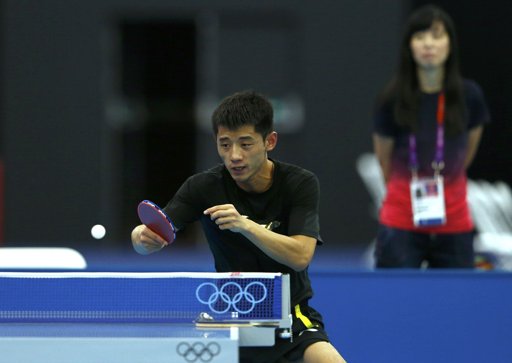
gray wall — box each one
[1,0,405,247]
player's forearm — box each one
[241,220,315,271]
[464,126,483,169]
[373,133,393,184]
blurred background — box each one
[1,0,511,261]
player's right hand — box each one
[131,224,168,255]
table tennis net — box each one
[0,272,284,323]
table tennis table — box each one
[0,272,292,363]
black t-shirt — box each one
[163,160,322,305]
[373,79,491,179]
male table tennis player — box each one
[131,90,347,363]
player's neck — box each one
[260,159,275,192]
[417,66,444,93]
[238,159,274,193]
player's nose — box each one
[229,144,243,160]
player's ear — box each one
[265,131,278,151]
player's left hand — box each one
[203,204,249,233]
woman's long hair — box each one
[379,4,465,136]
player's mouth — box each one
[229,165,248,177]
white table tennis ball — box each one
[91,224,106,239]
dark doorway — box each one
[118,20,197,243]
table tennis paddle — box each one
[137,200,176,244]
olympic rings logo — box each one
[177,342,220,362]
[195,281,268,314]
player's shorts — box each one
[239,301,331,363]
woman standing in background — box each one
[372,4,490,268]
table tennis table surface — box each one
[0,272,292,363]
[0,322,240,363]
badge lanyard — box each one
[408,92,445,178]
[408,92,447,227]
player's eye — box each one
[412,32,425,41]
[432,30,446,39]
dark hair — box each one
[380,4,465,135]
[211,90,274,139]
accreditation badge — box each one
[410,176,446,227]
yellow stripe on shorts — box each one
[294,304,315,329]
